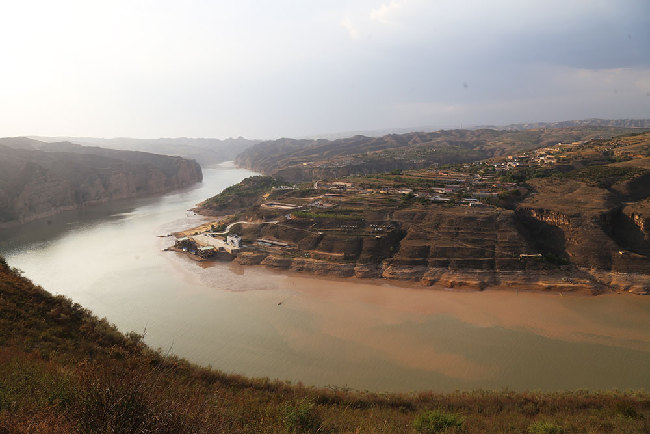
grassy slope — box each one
[235,127,647,178]
[1,258,649,433]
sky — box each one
[0,0,648,139]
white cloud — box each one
[369,0,407,24]
[0,0,647,138]
[340,17,360,39]
[636,76,650,93]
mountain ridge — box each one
[30,136,260,167]
[0,138,203,226]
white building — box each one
[226,234,241,248]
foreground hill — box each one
[0,138,202,226]
[197,132,650,294]
[235,126,646,182]
[1,256,648,432]
[32,136,260,167]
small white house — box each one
[226,234,241,248]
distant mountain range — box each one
[0,137,203,226]
[301,119,650,140]
[235,125,649,182]
[30,136,261,167]
[475,118,650,131]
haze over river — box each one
[1,163,649,392]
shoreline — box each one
[177,207,650,296]
[171,245,650,295]
[0,180,206,230]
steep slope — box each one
[0,138,202,226]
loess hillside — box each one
[235,126,647,182]
[199,132,650,293]
[1,257,649,432]
[0,138,203,226]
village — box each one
[171,132,650,264]
[170,166,526,262]
[489,135,646,171]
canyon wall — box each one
[0,139,202,226]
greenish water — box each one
[1,163,649,393]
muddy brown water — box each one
[1,163,649,392]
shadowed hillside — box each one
[0,138,202,226]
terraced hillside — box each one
[194,132,650,294]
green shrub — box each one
[528,421,564,434]
[284,400,322,433]
[203,176,283,210]
[413,409,463,433]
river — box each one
[1,163,649,393]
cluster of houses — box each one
[492,142,584,171]
[174,233,242,259]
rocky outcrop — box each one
[232,250,631,293]
[514,177,645,271]
[221,199,650,293]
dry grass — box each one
[1,257,649,433]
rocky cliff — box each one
[0,138,203,226]
[515,176,650,274]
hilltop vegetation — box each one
[200,175,285,214]
[235,126,647,182]
[0,138,202,226]
[1,256,648,432]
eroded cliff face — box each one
[601,201,650,259]
[233,252,644,294]
[0,143,202,226]
[221,175,650,293]
[228,206,596,289]
[516,178,650,274]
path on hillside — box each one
[211,220,278,235]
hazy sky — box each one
[0,0,648,139]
